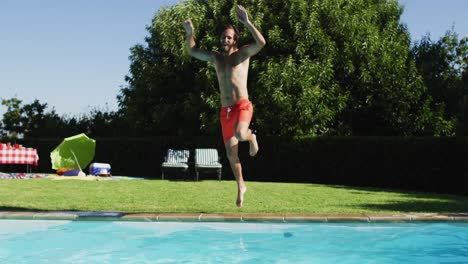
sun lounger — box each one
[195,148,222,181]
[161,149,190,179]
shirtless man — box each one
[183,5,266,207]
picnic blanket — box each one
[0,172,146,180]
[48,175,146,181]
[0,172,48,179]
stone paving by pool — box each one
[1,211,467,222]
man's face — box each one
[220,28,237,52]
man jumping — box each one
[183,5,266,207]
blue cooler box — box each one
[89,163,111,176]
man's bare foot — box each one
[249,134,259,157]
[236,186,247,208]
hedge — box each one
[4,136,468,195]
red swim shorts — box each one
[220,99,253,143]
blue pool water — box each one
[0,220,467,263]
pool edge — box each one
[0,211,467,222]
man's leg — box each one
[235,121,259,156]
[225,137,247,207]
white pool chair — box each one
[195,148,222,181]
[161,149,190,179]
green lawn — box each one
[1,179,467,214]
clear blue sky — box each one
[0,0,466,117]
[0,0,180,117]
[399,0,468,41]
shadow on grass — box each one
[320,184,468,213]
[355,200,468,213]
[0,206,45,212]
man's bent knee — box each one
[235,128,249,141]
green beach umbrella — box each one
[50,133,96,170]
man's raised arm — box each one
[236,5,266,57]
[183,19,213,62]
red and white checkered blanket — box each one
[0,148,39,166]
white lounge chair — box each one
[161,149,190,179]
[195,148,222,181]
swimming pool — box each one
[0,220,467,263]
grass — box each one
[0,179,467,214]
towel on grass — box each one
[48,175,112,181]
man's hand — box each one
[236,5,250,25]
[235,4,266,57]
[183,19,194,35]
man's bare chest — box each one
[214,57,249,76]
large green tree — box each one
[119,0,453,137]
[412,30,467,134]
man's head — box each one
[220,24,239,52]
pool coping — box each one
[0,211,468,222]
